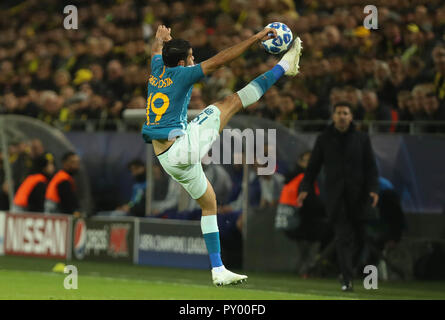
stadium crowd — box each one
[0,0,445,132]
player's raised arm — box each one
[151,25,172,58]
[200,27,277,75]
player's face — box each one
[185,48,195,66]
[332,106,353,132]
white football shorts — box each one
[157,104,221,199]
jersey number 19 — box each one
[146,92,170,125]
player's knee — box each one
[197,186,217,212]
[203,202,217,212]
[205,191,217,211]
[201,199,217,214]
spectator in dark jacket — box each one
[297,102,379,292]
[395,90,416,132]
[421,84,445,133]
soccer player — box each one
[143,25,303,286]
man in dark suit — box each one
[297,102,379,292]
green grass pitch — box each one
[0,256,444,300]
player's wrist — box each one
[253,33,262,42]
[154,37,164,44]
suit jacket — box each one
[300,123,379,222]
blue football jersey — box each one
[142,54,204,143]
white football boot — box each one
[212,267,248,286]
[281,37,303,76]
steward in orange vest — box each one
[13,154,55,212]
[278,151,329,243]
[281,151,315,207]
[44,152,80,214]
[279,172,320,207]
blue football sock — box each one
[237,64,285,108]
[201,215,223,268]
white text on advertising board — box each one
[5,215,67,257]
[139,234,207,254]
[85,228,108,255]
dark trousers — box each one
[333,204,365,283]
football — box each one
[262,22,293,54]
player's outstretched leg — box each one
[193,38,303,286]
[197,180,248,286]
[215,37,303,131]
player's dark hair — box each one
[333,102,353,113]
[62,151,77,163]
[162,39,191,67]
